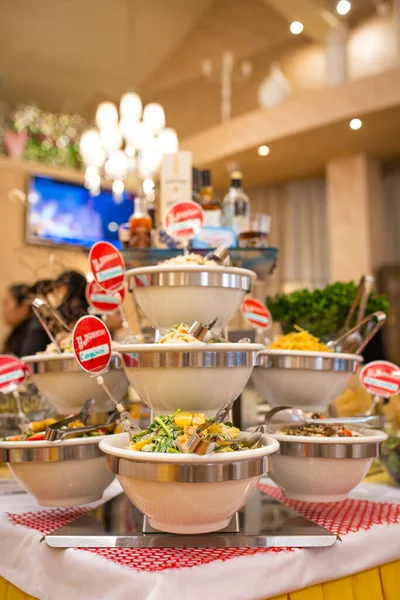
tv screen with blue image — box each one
[26,175,134,249]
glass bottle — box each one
[129,196,152,248]
[199,170,221,227]
[192,167,201,204]
[222,171,250,235]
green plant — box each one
[266,282,389,340]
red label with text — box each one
[86,280,124,314]
[122,352,139,368]
[359,360,400,397]
[0,355,27,393]
[72,316,112,374]
[241,297,272,330]
[89,242,125,292]
[163,201,204,241]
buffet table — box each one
[0,473,399,600]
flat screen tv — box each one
[26,175,134,249]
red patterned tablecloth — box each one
[6,483,400,573]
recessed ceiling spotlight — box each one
[349,118,362,130]
[257,145,270,157]
[337,1,351,16]
[290,21,304,35]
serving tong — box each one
[188,318,250,344]
[31,297,72,353]
[334,275,374,350]
[263,405,384,430]
[187,318,226,343]
[327,311,386,355]
[44,398,118,441]
[185,399,265,455]
[204,245,231,265]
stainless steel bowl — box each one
[127,268,254,292]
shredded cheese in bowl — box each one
[161,253,218,266]
[158,324,202,344]
[269,326,332,352]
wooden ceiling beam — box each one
[262,0,340,43]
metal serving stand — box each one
[44,489,336,549]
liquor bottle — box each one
[199,170,221,227]
[129,196,152,248]
[192,167,201,204]
[222,171,250,235]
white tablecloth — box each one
[0,478,399,600]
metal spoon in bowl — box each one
[263,405,383,429]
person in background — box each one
[46,270,88,327]
[2,284,50,357]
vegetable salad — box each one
[128,410,244,454]
[2,418,114,442]
[158,324,223,344]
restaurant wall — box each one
[0,157,141,347]
[0,158,88,345]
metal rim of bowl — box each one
[273,439,382,459]
[23,354,123,375]
[127,270,253,292]
[256,353,361,373]
[107,454,269,482]
[121,348,261,368]
[0,441,105,463]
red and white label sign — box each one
[0,355,27,393]
[241,297,272,330]
[359,360,400,397]
[85,280,125,314]
[89,242,125,292]
[72,316,112,374]
[163,201,204,241]
[122,352,139,368]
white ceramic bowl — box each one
[252,349,363,412]
[0,436,115,507]
[268,428,387,503]
[22,353,129,415]
[126,264,256,332]
[115,342,264,416]
[100,432,279,534]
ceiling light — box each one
[349,118,362,130]
[336,1,351,15]
[257,145,270,156]
[290,21,304,35]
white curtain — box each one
[248,177,328,295]
[382,164,400,262]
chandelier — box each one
[79,92,178,198]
